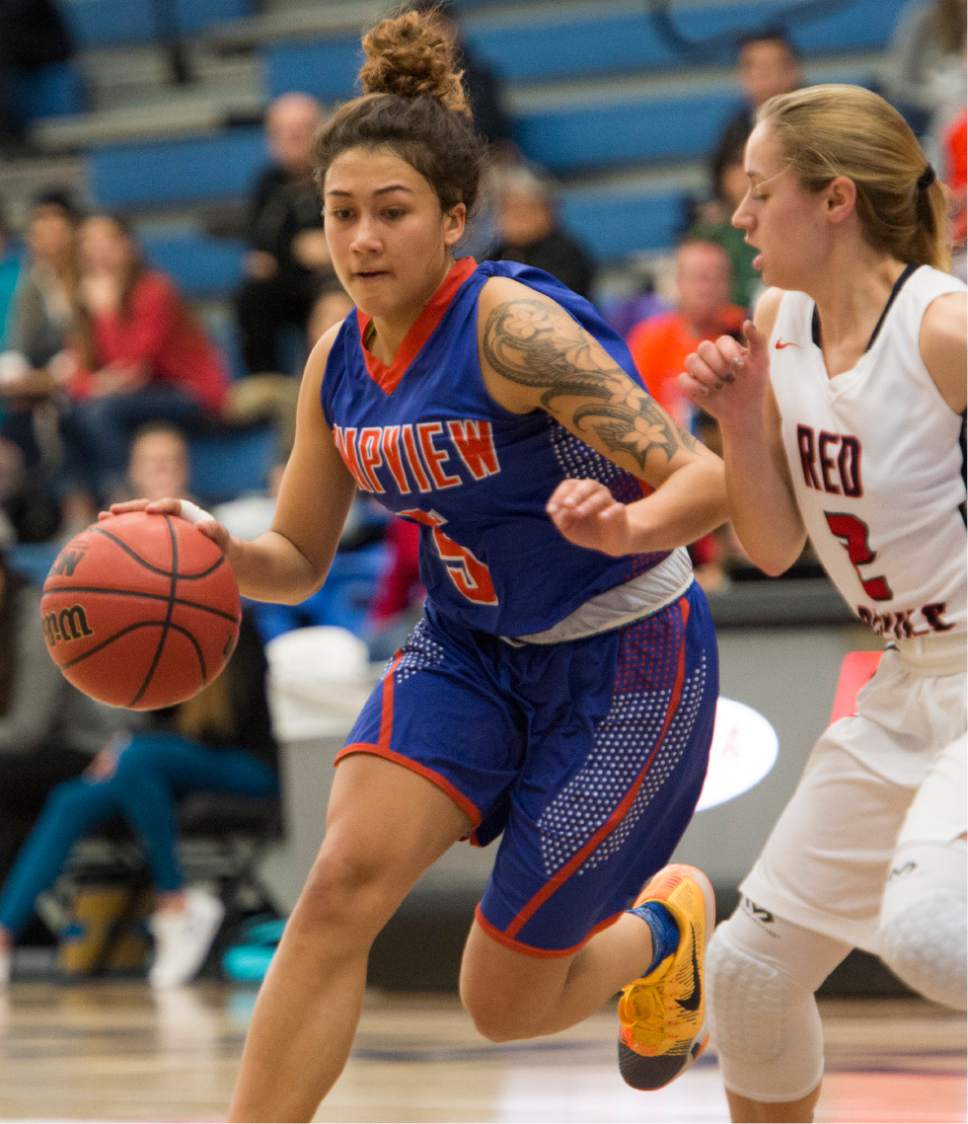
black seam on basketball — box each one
[130,516,179,707]
[61,620,207,683]
[91,525,226,580]
[43,585,240,625]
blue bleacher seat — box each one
[89,128,266,209]
[189,424,278,504]
[515,91,739,174]
[249,541,388,642]
[265,37,362,102]
[466,0,906,84]
[12,62,85,121]
[561,190,687,262]
[66,0,253,49]
[141,231,246,299]
[7,541,60,586]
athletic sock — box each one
[628,900,681,976]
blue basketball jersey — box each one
[321,258,675,636]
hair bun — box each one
[360,11,470,117]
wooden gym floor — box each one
[0,984,963,1122]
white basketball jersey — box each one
[769,265,967,642]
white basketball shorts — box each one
[739,637,966,953]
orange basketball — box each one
[40,511,241,710]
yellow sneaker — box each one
[617,863,715,1091]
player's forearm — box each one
[228,530,333,605]
[624,456,728,552]
[720,423,806,576]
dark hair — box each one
[129,419,190,450]
[737,26,800,60]
[30,188,83,224]
[312,8,485,215]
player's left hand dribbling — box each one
[547,478,631,556]
[102,498,232,556]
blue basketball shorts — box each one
[336,581,718,956]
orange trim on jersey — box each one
[357,257,478,395]
[504,595,692,941]
[335,742,483,828]
[474,904,624,958]
[378,653,403,750]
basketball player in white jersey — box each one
[680,83,964,1123]
[550,83,965,1123]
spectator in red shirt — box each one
[61,213,228,519]
[627,239,748,592]
[626,238,746,432]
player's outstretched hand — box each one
[102,498,232,555]
[547,478,632,556]
[679,320,769,428]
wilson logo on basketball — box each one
[43,604,94,646]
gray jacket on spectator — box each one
[7,263,72,368]
[0,582,128,756]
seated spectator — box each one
[687,135,760,310]
[0,435,59,543]
[939,106,967,278]
[60,213,228,522]
[3,190,79,373]
[708,29,803,200]
[120,420,192,506]
[306,277,353,347]
[0,197,20,349]
[0,548,129,889]
[627,239,747,593]
[226,277,354,457]
[0,610,279,990]
[235,93,330,376]
[881,0,966,137]
[488,164,595,298]
[0,190,81,487]
[627,239,745,431]
[599,257,668,340]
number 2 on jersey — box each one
[824,512,893,601]
[400,509,498,606]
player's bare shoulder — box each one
[919,289,967,414]
[305,321,345,392]
[752,286,784,337]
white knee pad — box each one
[879,839,967,1011]
[707,905,847,1103]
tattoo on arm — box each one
[482,297,697,470]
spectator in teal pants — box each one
[0,613,278,989]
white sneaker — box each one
[148,888,224,989]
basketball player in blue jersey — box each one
[112,11,729,1120]
[627,85,961,1124]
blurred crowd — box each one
[0,0,963,982]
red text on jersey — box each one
[797,425,862,497]
[333,419,501,495]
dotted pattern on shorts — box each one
[536,608,706,877]
[578,653,707,874]
[548,421,668,572]
[615,603,683,694]
[392,618,446,684]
